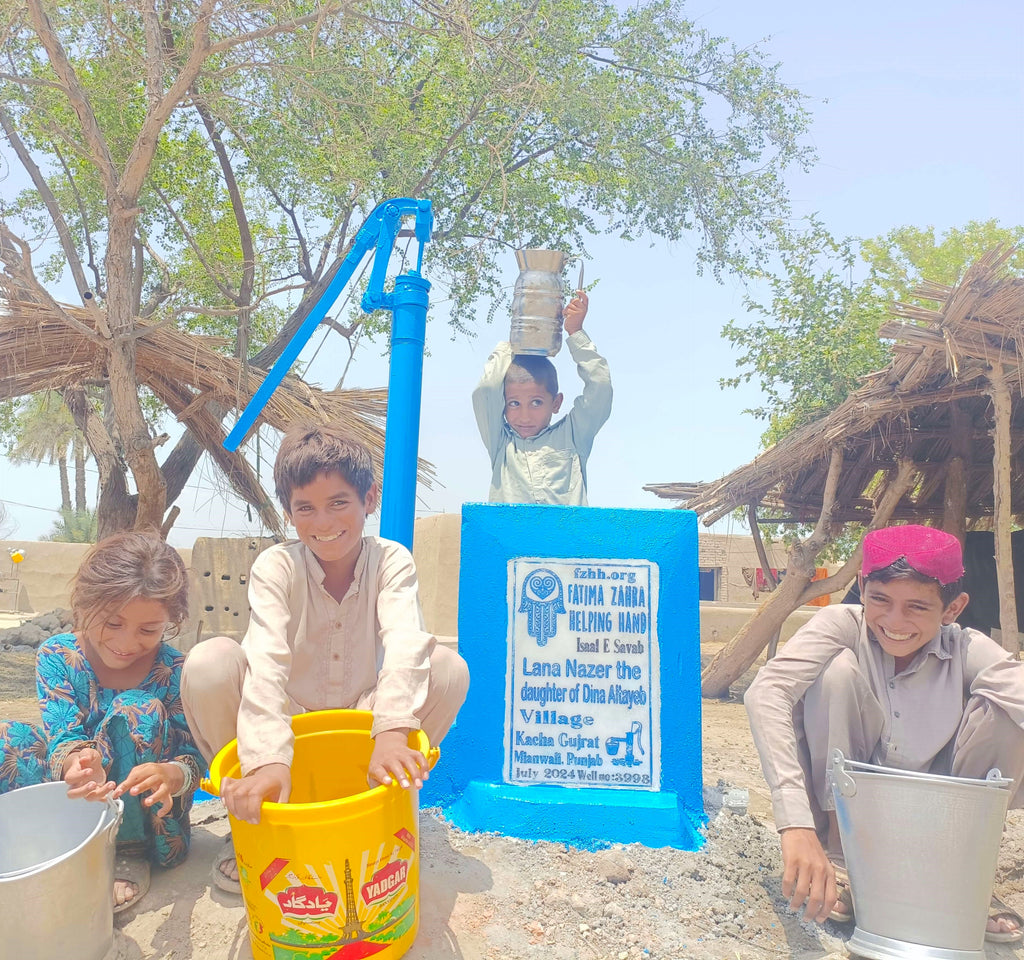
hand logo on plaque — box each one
[518,568,565,647]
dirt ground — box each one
[3,649,1024,960]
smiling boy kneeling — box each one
[744,524,1024,942]
[181,424,469,894]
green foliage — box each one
[734,501,863,567]
[862,221,1024,303]
[1,0,812,349]
[0,400,18,446]
[722,219,1024,447]
[758,518,864,566]
[42,508,98,544]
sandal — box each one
[987,894,1024,943]
[112,853,151,915]
[211,835,241,895]
[828,861,854,924]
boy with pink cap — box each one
[745,524,1024,940]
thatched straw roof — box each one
[645,248,1024,526]
[0,272,434,533]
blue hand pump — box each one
[223,198,434,550]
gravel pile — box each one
[0,609,73,652]
[411,783,850,960]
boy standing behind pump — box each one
[473,290,612,505]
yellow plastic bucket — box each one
[204,710,438,960]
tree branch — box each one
[24,0,120,198]
[0,105,90,296]
[581,50,727,95]
[152,184,235,300]
[747,502,778,589]
[797,458,919,604]
[193,96,256,361]
[0,223,108,344]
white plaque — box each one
[504,558,660,790]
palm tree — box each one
[42,507,99,543]
[9,392,92,522]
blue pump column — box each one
[219,197,434,547]
[380,273,430,549]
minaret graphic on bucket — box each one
[509,248,583,356]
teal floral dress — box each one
[0,633,203,868]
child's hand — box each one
[63,747,115,802]
[368,730,430,791]
[112,762,183,818]
[779,827,838,924]
[221,762,291,825]
[563,289,588,336]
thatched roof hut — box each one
[0,266,433,537]
[644,247,1024,695]
[646,248,1024,530]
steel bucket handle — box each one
[567,256,585,294]
[831,748,857,798]
[105,796,124,846]
[832,747,1009,797]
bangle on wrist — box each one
[168,760,195,799]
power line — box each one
[0,498,60,514]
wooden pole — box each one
[747,503,781,658]
[989,366,1019,654]
[941,400,969,544]
[700,448,844,698]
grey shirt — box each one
[472,331,612,505]
[744,603,1024,829]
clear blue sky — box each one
[2,0,1021,547]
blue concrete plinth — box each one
[424,502,704,850]
[444,781,704,851]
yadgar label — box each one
[505,558,660,790]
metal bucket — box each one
[510,248,581,356]
[831,749,1012,960]
[0,781,122,960]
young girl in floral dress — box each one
[0,531,202,914]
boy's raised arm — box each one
[472,341,513,457]
[565,330,612,459]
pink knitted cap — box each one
[861,525,964,585]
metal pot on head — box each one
[509,249,583,356]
